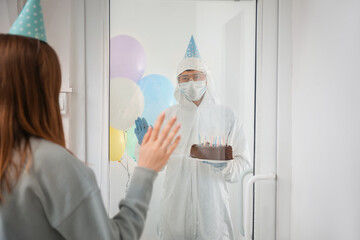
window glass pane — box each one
[109,1,256,239]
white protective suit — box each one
[157,56,252,240]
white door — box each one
[104,0,281,239]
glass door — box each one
[109,1,256,239]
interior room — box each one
[1,0,359,239]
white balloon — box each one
[110,77,144,130]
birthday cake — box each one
[190,144,233,160]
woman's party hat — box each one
[8,0,46,42]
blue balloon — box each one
[138,74,176,125]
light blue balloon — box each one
[138,74,176,125]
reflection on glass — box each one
[110,1,256,239]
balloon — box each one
[125,125,137,162]
[138,74,176,125]
[110,77,144,130]
[110,35,146,82]
[110,126,126,162]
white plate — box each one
[188,156,234,163]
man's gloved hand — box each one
[202,161,228,169]
[134,117,149,144]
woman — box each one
[0,34,181,239]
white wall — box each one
[0,1,11,31]
[291,0,360,239]
[0,0,86,161]
[0,1,109,189]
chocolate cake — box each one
[190,144,233,160]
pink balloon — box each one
[110,35,146,82]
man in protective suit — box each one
[135,36,252,240]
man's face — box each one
[178,70,207,84]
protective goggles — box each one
[177,73,206,83]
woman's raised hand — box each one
[138,112,181,172]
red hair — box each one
[0,34,65,202]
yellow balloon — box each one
[110,126,126,162]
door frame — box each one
[83,0,110,211]
[253,0,278,239]
[254,0,292,239]
[93,0,292,236]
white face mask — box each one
[179,80,207,101]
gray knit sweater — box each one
[0,138,157,240]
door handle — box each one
[244,172,276,240]
[239,169,253,237]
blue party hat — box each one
[184,35,201,58]
[9,0,47,42]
